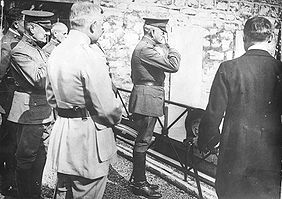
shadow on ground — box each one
[1,166,137,199]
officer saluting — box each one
[8,10,54,199]
[129,17,181,198]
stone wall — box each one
[100,0,282,108]
[2,0,282,108]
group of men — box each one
[0,7,68,199]
[0,1,281,199]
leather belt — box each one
[15,87,44,95]
[57,107,89,119]
[135,81,163,87]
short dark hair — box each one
[243,16,273,43]
[5,8,23,27]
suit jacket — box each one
[198,49,282,199]
[129,35,181,117]
[46,30,122,179]
[8,35,53,124]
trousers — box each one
[131,113,157,182]
[132,113,157,153]
[11,122,52,199]
[0,115,17,193]
[54,173,108,199]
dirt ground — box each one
[40,153,197,199]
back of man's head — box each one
[6,8,23,28]
[69,2,101,30]
[243,16,273,45]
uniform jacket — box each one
[0,28,21,114]
[46,30,122,179]
[129,35,181,117]
[42,38,60,58]
[198,49,282,199]
[0,28,21,79]
[8,35,53,124]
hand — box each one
[154,44,169,56]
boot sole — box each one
[132,188,162,199]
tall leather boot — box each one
[131,151,162,199]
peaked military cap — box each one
[22,10,54,29]
[143,17,169,32]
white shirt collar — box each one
[248,43,269,52]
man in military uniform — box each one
[8,10,54,199]
[0,7,24,197]
[46,2,122,199]
[198,16,282,199]
[128,17,181,198]
[43,22,68,57]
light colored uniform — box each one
[46,30,122,198]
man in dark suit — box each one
[0,7,24,197]
[198,16,282,199]
[8,10,54,199]
[128,17,181,198]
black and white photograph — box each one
[0,0,281,198]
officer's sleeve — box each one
[198,64,228,152]
[0,42,12,80]
[139,44,181,73]
[11,49,47,89]
[81,47,122,126]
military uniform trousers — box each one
[54,173,108,199]
[12,122,52,199]
[0,117,17,194]
[132,113,157,153]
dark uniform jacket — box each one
[0,28,21,79]
[8,35,53,124]
[198,49,282,199]
[0,28,22,114]
[129,35,181,117]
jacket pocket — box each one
[95,125,117,162]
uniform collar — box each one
[8,28,21,37]
[142,35,156,46]
[21,34,42,49]
[68,29,91,45]
[5,28,21,40]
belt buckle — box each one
[73,106,80,112]
[73,106,87,120]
